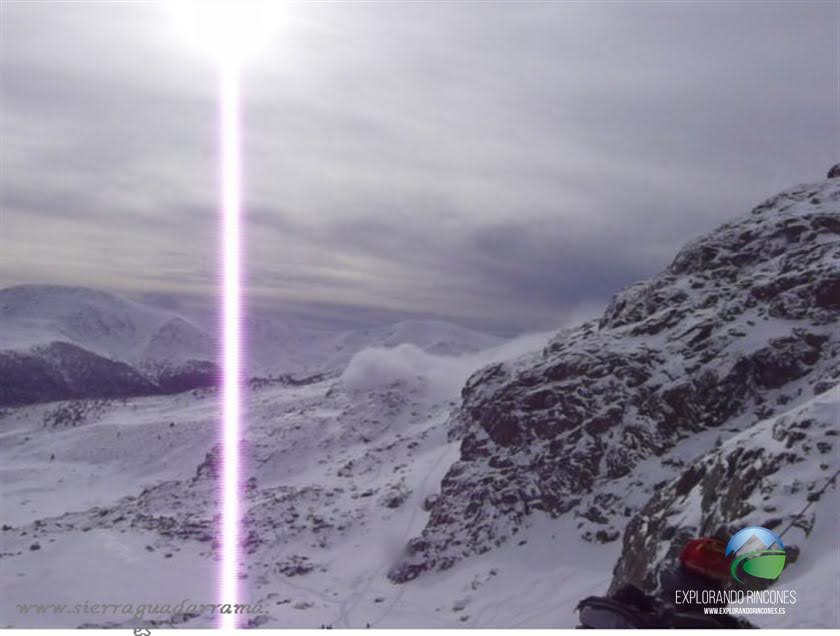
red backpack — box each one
[680,537,730,581]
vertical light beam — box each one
[219,59,242,631]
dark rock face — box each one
[0,344,218,406]
[0,342,158,406]
[828,164,840,179]
[389,176,840,582]
[609,389,838,595]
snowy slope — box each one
[0,335,552,628]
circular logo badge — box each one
[725,526,786,584]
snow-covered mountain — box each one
[0,285,213,364]
[0,171,837,628]
[0,342,161,406]
[389,173,838,586]
[0,285,503,406]
[0,285,217,406]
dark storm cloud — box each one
[1,1,837,330]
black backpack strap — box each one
[577,596,658,629]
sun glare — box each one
[171,0,284,64]
[218,57,242,630]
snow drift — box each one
[341,332,555,400]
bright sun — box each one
[170,0,285,65]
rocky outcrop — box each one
[610,387,838,595]
[389,175,840,582]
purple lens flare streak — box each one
[218,59,243,631]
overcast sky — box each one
[1,1,837,331]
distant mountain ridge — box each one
[0,285,218,406]
[0,284,214,364]
[0,342,160,406]
[0,285,502,406]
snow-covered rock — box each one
[389,175,839,582]
[610,387,839,606]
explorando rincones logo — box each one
[725,526,786,584]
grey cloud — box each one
[1,1,837,331]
